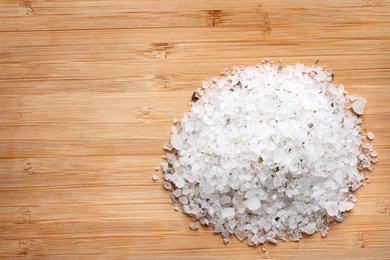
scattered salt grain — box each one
[367,132,375,140]
[155,167,160,171]
[189,222,199,230]
[152,175,159,181]
[174,205,180,211]
[352,97,367,115]
[163,143,173,151]
[163,182,172,190]
[262,246,267,252]
[160,63,377,246]
[339,200,355,212]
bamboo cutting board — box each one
[1,0,389,259]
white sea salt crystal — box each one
[221,208,235,219]
[302,222,317,235]
[163,182,172,190]
[352,97,366,115]
[214,223,224,233]
[201,182,215,194]
[175,176,185,188]
[160,63,377,246]
[172,189,182,197]
[244,224,252,230]
[247,198,261,211]
[367,132,375,140]
[163,143,172,151]
[152,175,159,181]
[220,195,231,205]
[325,201,339,216]
[349,195,358,203]
[189,222,199,230]
[179,196,188,205]
[183,204,191,214]
[339,200,355,212]
[170,134,183,150]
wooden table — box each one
[1,1,389,259]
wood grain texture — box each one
[0,0,389,259]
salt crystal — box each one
[247,197,261,211]
[325,201,339,216]
[163,182,172,190]
[189,223,199,230]
[214,224,224,233]
[152,175,159,181]
[302,222,317,235]
[201,182,215,194]
[349,194,357,203]
[367,132,375,140]
[172,189,182,197]
[352,97,367,115]
[175,176,185,188]
[339,200,355,212]
[221,208,235,219]
[163,143,172,151]
[170,134,183,150]
[179,197,189,205]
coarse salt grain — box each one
[367,132,375,140]
[163,182,172,190]
[247,198,261,211]
[160,63,377,246]
[339,200,355,212]
[190,222,199,230]
[163,143,173,151]
[352,97,366,115]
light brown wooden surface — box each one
[1,0,390,259]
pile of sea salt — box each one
[160,63,377,246]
